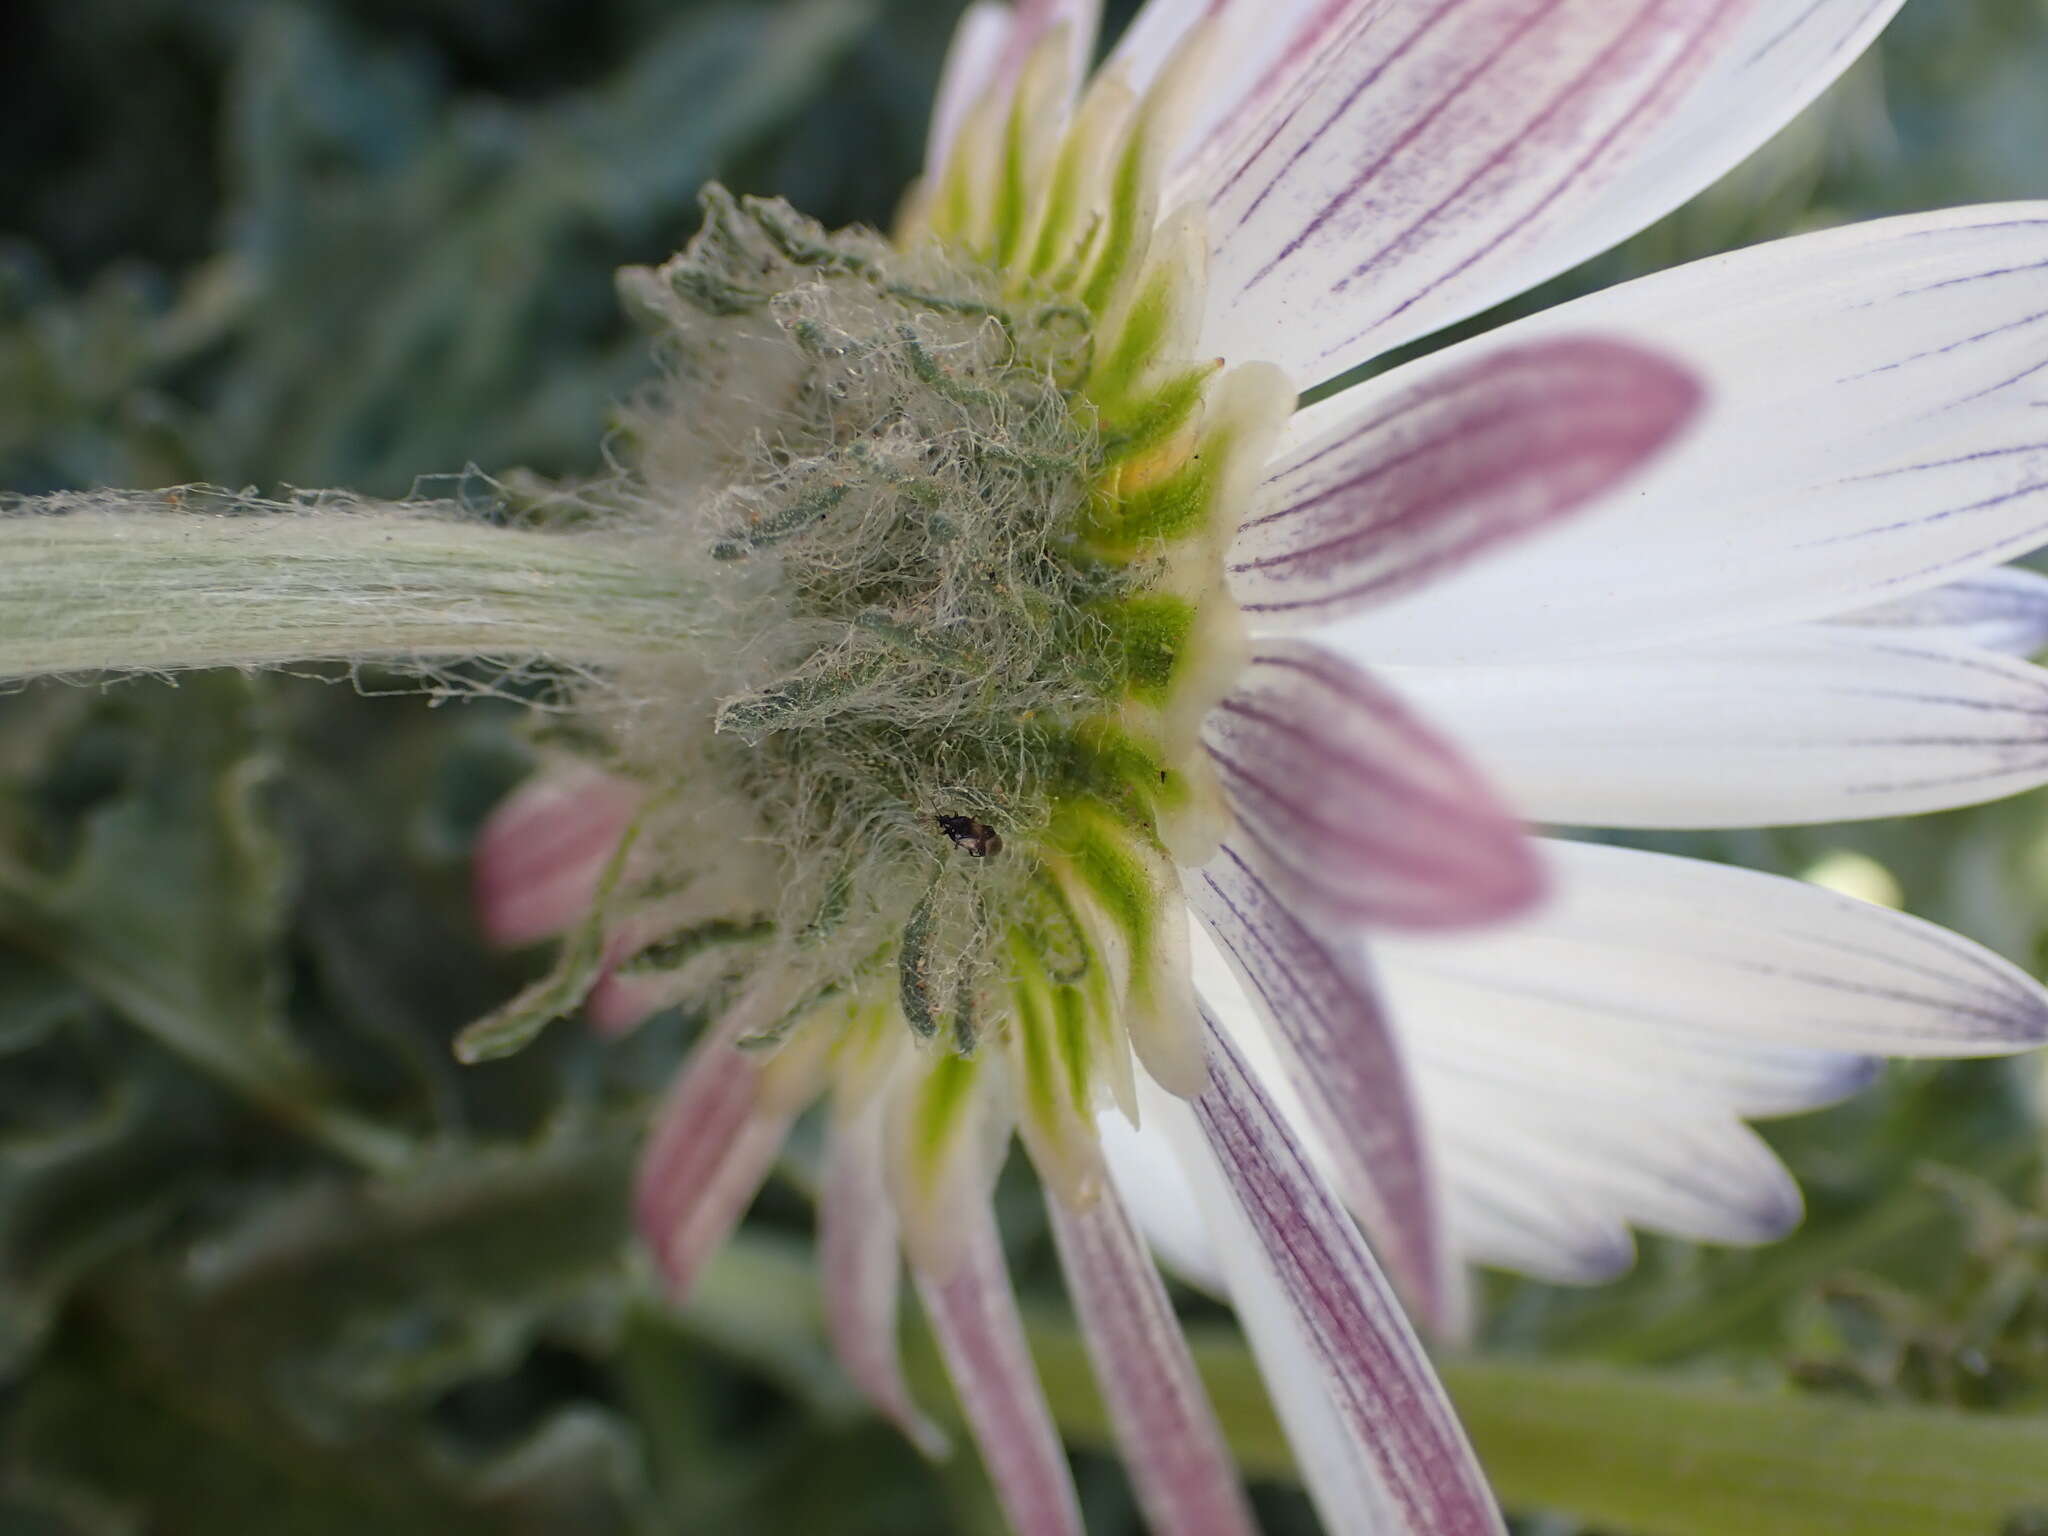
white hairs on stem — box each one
[0,485,698,685]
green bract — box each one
[474,23,1292,1236]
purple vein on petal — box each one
[1741,0,1882,68]
[1046,1180,1260,1536]
[1202,0,1750,380]
[634,1019,793,1300]
[1190,840,1461,1336]
[1190,0,1387,204]
[914,1201,1087,1536]
[1250,353,1524,501]
[1867,250,2048,304]
[1333,0,1743,354]
[1232,337,1703,623]
[821,1102,948,1458]
[1192,1010,1504,1536]
[1234,0,1527,274]
[1839,292,2048,382]
[1330,0,1651,300]
[1203,640,1543,930]
[1828,566,2048,656]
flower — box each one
[10,1,2048,1534]
[469,0,2048,1529]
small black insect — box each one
[937,814,1002,857]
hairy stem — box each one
[0,490,694,681]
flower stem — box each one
[680,1232,2048,1535]
[0,489,694,681]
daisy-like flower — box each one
[11,2,2048,1534]
[460,0,2048,1529]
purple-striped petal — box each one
[1232,337,1703,626]
[1118,0,1897,304]
[1197,0,1752,386]
[634,1020,793,1299]
[1390,626,2048,827]
[1203,640,1543,929]
[586,960,668,1038]
[1190,1012,1504,1536]
[1112,1,1377,181]
[1312,205,2048,665]
[1046,1182,1259,1536]
[1384,955,1882,1122]
[1189,842,1459,1336]
[1379,837,2048,1059]
[1376,834,2048,1273]
[1476,0,1906,318]
[473,766,640,947]
[821,1102,948,1458]
[915,1202,1086,1536]
[1828,565,2048,656]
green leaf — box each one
[0,676,411,1171]
[3,1132,651,1536]
[0,1014,212,1376]
[8,1314,649,1536]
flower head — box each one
[474,17,1564,1529]
[467,2,2048,1530]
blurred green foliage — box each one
[3,1,2048,1532]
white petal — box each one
[1311,205,2048,663]
[1200,1194,1399,1536]
[1435,1146,1638,1286]
[1007,0,1103,104]
[1420,1072,1804,1246]
[1413,0,1907,351]
[1386,960,1881,1119]
[1100,1105,1228,1296]
[1100,0,1204,95]
[927,2,1014,179]
[1109,1,1370,180]
[1123,0,1901,358]
[1195,0,1750,388]
[1375,838,2048,1059]
[1388,626,2048,827]
[1159,0,1902,381]
[1365,832,2048,1267]
[925,0,1103,179]
[1144,1074,1486,1536]
[1829,565,2048,656]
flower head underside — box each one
[13,4,2048,1536]
[464,24,1298,1258]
